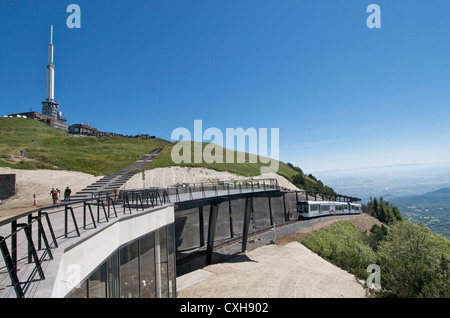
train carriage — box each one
[297,200,362,219]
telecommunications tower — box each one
[41,25,61,119]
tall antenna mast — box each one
[41,25,60,120]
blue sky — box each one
[1,0,449,173]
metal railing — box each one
[290,189,361,203]
[0,178,279,298]
[94,178,280,202]
[0,190,171,298]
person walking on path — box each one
[50,188,58,205]
[64,186,72,202]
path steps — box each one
[70,147,163,200]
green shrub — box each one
[377,221,450,297]
[302,221,377,279]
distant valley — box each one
[389,188,450,237]
[313,162,450,237]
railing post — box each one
[42,212,58,248]
[11,220,17,268]
[84,202,96,229]
[65,206,80,238]
[0,236,24,298]
[37,217,53,260]
[19,223,45,280]
[109,197,117,218]
[64,205,68,238]
[97,199,109,221]
[27,214,33,264]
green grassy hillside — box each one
[145,142,334,192]
[145,141,298,178]
[0,117,164,175]
[0,117,333,192]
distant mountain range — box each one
[312,162,450,203]
[313,163,450,237]
[391,187,450,204]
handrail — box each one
[0,178,278,298]
[0,190,170,298]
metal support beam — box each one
[242,197,253,253]
[283,194,288,221]
[268,194,273,226]
[206,204,218,265]
[228,201,234,238]
[199,206,205,247]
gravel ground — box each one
[177,214,380,298]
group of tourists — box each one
[50,186,71,205]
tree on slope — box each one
[363,197,403,224]
[377,221,450,297]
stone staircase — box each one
[71,147,163,200]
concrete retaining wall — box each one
[0,174,15,200]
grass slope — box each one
[302,221,378,279]
[0,118,324,190]
[146,141,299,179]
[0,118,165,175]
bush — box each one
[302,219,450,297]
[302,221,377,279]
[377,221,450,297]
[368,224,389,251]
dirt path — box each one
[0,168,102,218]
